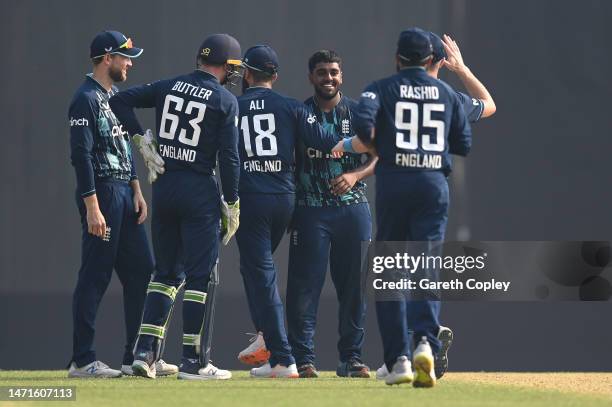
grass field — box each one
[0,371,610,407]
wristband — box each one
[343,137,356,153]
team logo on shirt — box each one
[307,114,317,124]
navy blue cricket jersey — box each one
[295,95,368,207]
[355,67,472,175]
[109,70,240,202]
[69,74,136,198]
[237,87,341,195]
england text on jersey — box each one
[159,144,196,162]
[395,153,442,169]
[243,160,282,172]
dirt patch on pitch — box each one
[447,372,612,397]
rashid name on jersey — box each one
[354,66,472,175]
[109,69,239,202]
[237,87,341,195]
[295,95,368,207]
[69,74,136,197]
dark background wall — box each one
[1,0,610,370]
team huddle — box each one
[68,28,495,388]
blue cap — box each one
[397,28,433,62]
[197,34,242,65]
[429,32,446,62]
[243,45,279,75]
[90,30,143,59]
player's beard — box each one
[241,77,249,94]
[109,65,126,82]
[314,84,339,101]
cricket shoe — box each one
[68,361,122,378]
[250,363,299,378]
[435,326,453,379]
[297,363,319,378]
[121,359,178,376]
[413,337,436,388]
[336,359,371,378]
[238,332,270,366]
[375,363,389,380]
[384,356,413,385]
[177,359,232,380]
[131,350,157,379]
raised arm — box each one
[442,34,496,118]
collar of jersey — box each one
[86,73,113,94]
[244,86,270,94]
[194,69,219,82]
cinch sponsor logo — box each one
[70,117,89,127]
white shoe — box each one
[375,363,389,380]
[132,359,156,379]
[413,337,436,388]
[384,356,413,385]
[238,332,270,366]
[122,359,178,376]
[250,363,299,378]
[177,360,232,380]
[68,361,122,378]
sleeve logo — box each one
[70,117,89,127]
[361,91,377,100]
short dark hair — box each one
[308,50,342,73]
[248,68,275,83]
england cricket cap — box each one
[90,30,143,59]
[242,45,279,74]
[429,32,446,62]
[397,27,433,62]
[197,34,242,65]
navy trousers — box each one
[286,203,371,366]
[236,193,295,367]
[72,181,153,367]
[374,171,448,371]
[135,171,221,359]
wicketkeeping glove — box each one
[221,198,240,245]
[133,129,165,183]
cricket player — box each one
[332,28,472,387]
[235,45,341,378]
[109,33,242,380]
[286,50,375,378]
[68,30,162,378]
[375,31,496,381]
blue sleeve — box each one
[109,82,157,136]
[354,82,381,143]
[217,95,240,203]
[129,146,137,181]
[69,94,97,197]
[456,91,484,123]
[294,102,340,152]
[448,95,472,156]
